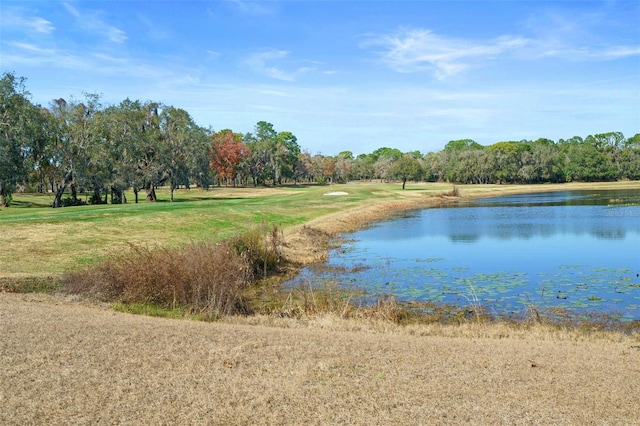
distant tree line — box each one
[1,72,638,207]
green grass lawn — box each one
[0,182,454,277]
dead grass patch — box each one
[2,292,640,425]
[59,241,252,319]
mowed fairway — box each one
[1,183,425,277]
[2,181,640,425]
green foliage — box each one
[0,72,45,206]
[243,122,301,186]
[371,147,403,161]
[111,302,188,319]
[1,71,637,206]
[444,139,482,151]
[390,154,423,188]
[60,197,87,207]
[231,225,284,278]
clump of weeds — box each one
[60,225,285,320]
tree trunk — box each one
[0,183,7,207]
[70,183,78,202]
[112,187,124,204]
[53,185,65,208]
[92,187,102,204]
[146,184,157,202]
[134,187,139,204]
[53,171,73,208]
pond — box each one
[284,189,640,321]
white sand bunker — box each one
[323,191,349,196]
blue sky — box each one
[1,1,639,155]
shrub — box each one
[230,225,284,278]
[60,240,253,319]
[61,197,87,207]
[60,226,286,319]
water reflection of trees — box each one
[449,234,479,243]
[592,229,626,240]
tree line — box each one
[1,72,638,207]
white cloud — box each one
[521,7,640,61]
[244,49,316,81]
[364,28,529,79]
[26,16,55,34]
[0,8,55,34]
[7,41,55,56]
[63,1,128,43]
[136,13,170,40]
[598,46,640,59]
[536,44,640,61]
[206,50,221,60]
[229,0,274,15]
[365,25,639,79]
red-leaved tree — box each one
[209,129,250,186]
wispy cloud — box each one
[7,41,55,56]
[520,7,640,61]
[365,25,639,79]
[63,2,127,43]
[4,41,89,70]
[25,16,55,34]
[245,49,316,81]
[229,0,274,15]
[364,28,529,79]
[533,44,640,61]
[597,46,640,59]
[136,13,171,40]
[0,8,55,34]
[206,50,221,60]
[3,39,177,83]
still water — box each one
[286,190,640,320]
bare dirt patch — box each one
[2,293,639,425]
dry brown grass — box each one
[60,242,250,318]
[2,292,639,425]
[58,225,289,319]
